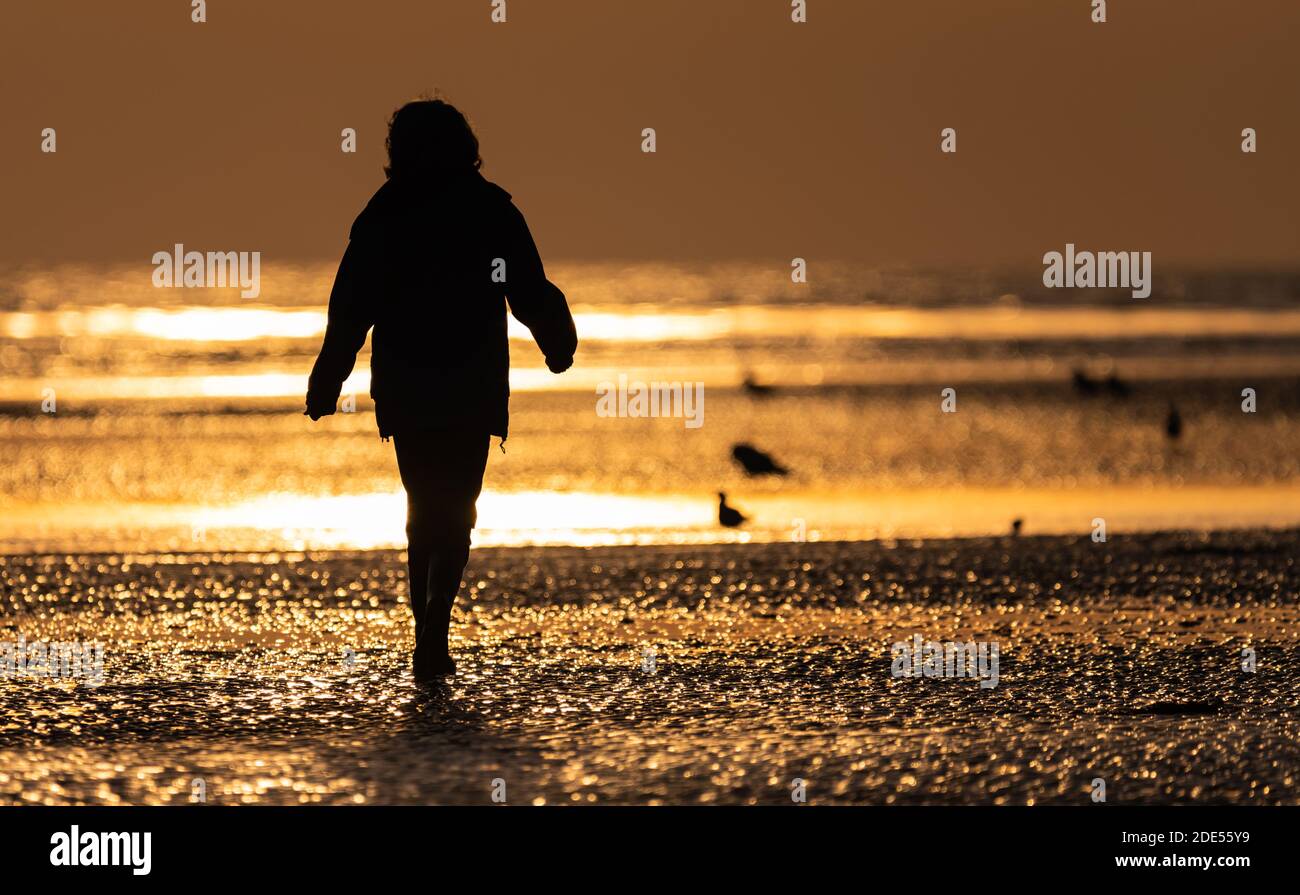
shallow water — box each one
[3,380,1300,551]
[2,261,1299,549]
[2,533,1296,805]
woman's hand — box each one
[304,392,337,420]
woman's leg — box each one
[402,507,432,642]
[393,430,491,674]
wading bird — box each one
[1165,402,1182,440]
[732,443,789,476]
[718,492,747,528]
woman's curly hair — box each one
[384,95,482,179]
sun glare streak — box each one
[3,486,1299,553]
[9,304,1300,344]
[5,351,1300,402]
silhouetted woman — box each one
[305,98,577,678]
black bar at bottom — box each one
[0,805,1280,881]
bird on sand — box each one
[1165,402,1182,440]
[731,443,789,476]
[742,374,775,397]
[1071,369,1100,396]
[1010,518,1023,537]
[1104,372,1131,399]
[718,492,747,528]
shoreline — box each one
[2,523,1298,561]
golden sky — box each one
[4,0,1298,266]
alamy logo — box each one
[50,826,151,876]
[596,374,704,429]
[891,634,999,689]
[152,244,261,298]
[1043,243,1152,298]
[1,636,104,685]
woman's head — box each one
[384,97,482,180]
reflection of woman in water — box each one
[306,98,577,679]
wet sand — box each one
[2,530,1297,805]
